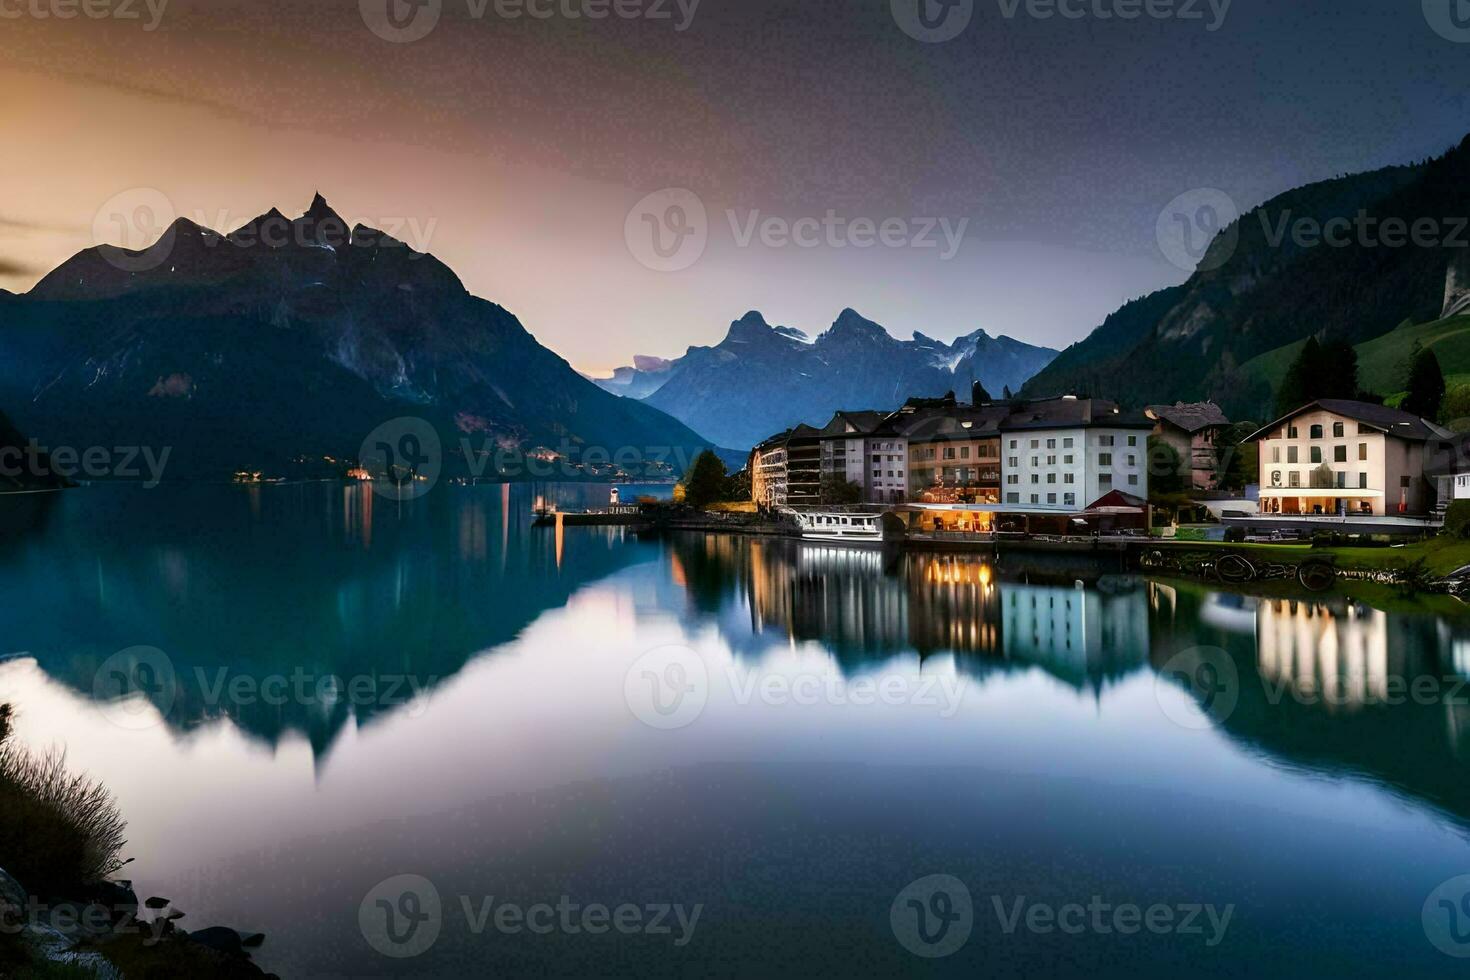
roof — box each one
[892,404,1008,442]
[997,397,1155,433]
[1245,399,1452,443]
[816,410,889,439]
[1146,402,1231,433]
[1077,490,1149,515]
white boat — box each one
[788,510,885,545]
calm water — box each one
[4,484,1470,977]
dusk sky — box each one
[3,0,1468,374]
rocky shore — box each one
[0,865,275,979]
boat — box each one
[787,510,885,545]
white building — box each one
[817,411,908,504]
[1000,397,1154,512]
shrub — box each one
[1444,500,1470,539]
[0,706,128,896]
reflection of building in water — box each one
[905,555,1001,657]
[1257,600,1393,712]
[1001,583,1149,691]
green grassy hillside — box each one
[1237,313,1470,409]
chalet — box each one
[1246,399,1452,517]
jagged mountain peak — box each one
[822,308,890,342]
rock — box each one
[0,866,28,912]
[241,932,265,948]
[185,926,244,956]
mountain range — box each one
[1022,133,1470,420]
[594,309,1059,449]
[0,195,724,483]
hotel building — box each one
[1246,399,1451,517]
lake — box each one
[3,484,1470,977]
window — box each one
[1289,472,1301,488]
[1007,492,1020,504]
[1335,472,1346,489]
[1031,457,1040,467]
[1030,494,1039,504]
[1047,439,1057,449]
[1310,447,1322,464]
[1009,440,1017,449]
[1098,474,1113,489]
[1007,475,1019,485]
[1047,473,1056,484]
[1030,440,1039,449]
[1127,454,1136,466]
[1063,438,1074,449]
[960,447,971,459]
[1064,493,1076,507]
[1310,424,1324,439]
[1333,422,1345,438]
[1008,457,1019,467]
[1288,426,1299,438]
[1064,455,1074,465]
[1064,474,1074,484]
[943,447,956,460]
[1128,436,1138,446]
[1047,493,1057,505]
[1360,473,1368,489]
[1099,453,1113,466]
[1031,474,1040,484]
[1098,435,1116,447]
[1128,475,1139,486]
[1359,443,1368,461]
[1334,446,1347,463]
[1046,455,1057,465]
[1288,447,1299,464]
[1272,447,1281,463]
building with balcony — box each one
[1246,399,1451,517]
[816,411,908,504]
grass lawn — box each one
[1166,536,1470,576]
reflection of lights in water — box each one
[1257,601,1388,711]
[343,483,374,549]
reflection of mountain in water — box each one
[1153,583,1470,832]
[0,484,655,756]
[662,533,1150,692]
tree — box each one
[680,450,727,509]
[1147,435,1190,497]
[1440,384,1470,431]
[1275,337,1320,417]
[1215,421,1260,490]
[1403,347,1446,421]
[1275,336,1362,417]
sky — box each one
[2,0,1469,375]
